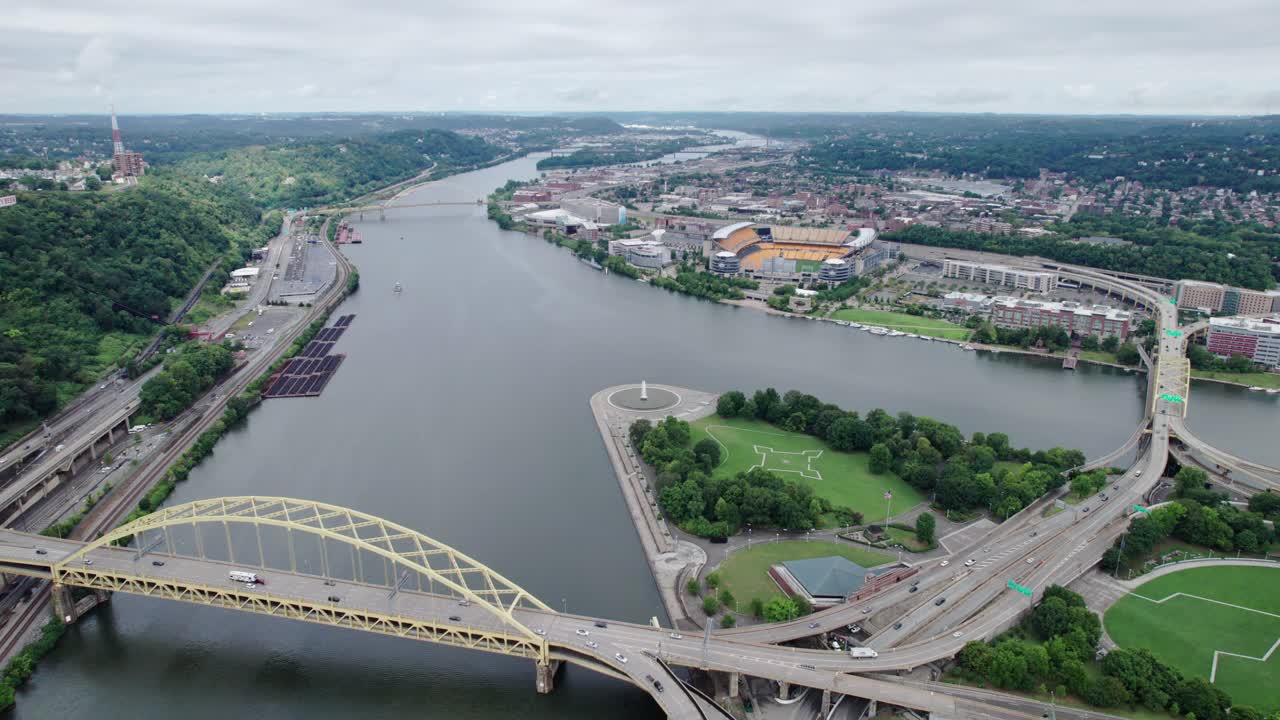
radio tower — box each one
[110,104,126,156]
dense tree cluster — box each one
[1101,468,1277,571]
[177,130,498,209]
[0,172,267,437]
[959,585,1252,716]
[138,343,235,420]
[651,263,758,300]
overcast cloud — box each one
[3,0,1278,115]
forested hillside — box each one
[175,129,498,208]
[0,172,270,439]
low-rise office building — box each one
[1206,315,1280,369]
[1175,279,1280,316]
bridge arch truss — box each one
[51,496,554,661]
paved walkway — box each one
[590,384,718,627]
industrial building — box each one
[1206,316,1280,369]
[1175,279,1280,316]
[943,260,1057,293]
[707,222,895,283]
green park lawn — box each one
[692,416,926,524]
[829,308,971,341]
[1104,565,1280,711]
[715,540,895,609]
[1191,369,1280,390]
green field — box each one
[1192,369,1280,390]
[1104,565,1280,710]
[794,259,823,274]
[829,308,971,340]
[715,540,895,608]
[692,416,926,523]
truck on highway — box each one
[229,571,264,584]
[849,647,878,659]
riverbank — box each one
[588,384,718,630]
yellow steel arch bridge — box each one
[51,497,555,664]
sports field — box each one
[715,540,895,608]
[794,259,824,274]
[1104,565,1280,710]
[830,308,971,341]
[692,416,926,523]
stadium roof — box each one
[781,556,869,599]
[712,221,755,240]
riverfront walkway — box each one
[589,384,718,628]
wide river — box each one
[17,154,1279,719]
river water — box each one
[17,154,1279,719]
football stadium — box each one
[707,222,896,283]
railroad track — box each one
[0,217,352,662]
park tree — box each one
[716,391,746,418]
[629,419,652,448]
[719,614,736,628]
[693,438,722,471]
[827,416,872,451]
[748,597,765,619]
[1085,676,1131,708]
[1247,492,1280,517]
[762,596,800,622]
[869,443,892,474]
[718,588,735,610]
[702,595,720,615]
[915,512,936,544]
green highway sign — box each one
[1165,329,1184,338]
[1007,580,1033,597]
[1160,393,1185,403]
[1168,298,1177,305]
[1133,505,1150,514]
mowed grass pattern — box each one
[1104,566,1280,711]
[692,416,926,523]
[829,308,971,340]
[716,540,895,608]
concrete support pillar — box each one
[821,689,832,718]
[535,660,561,694]
[728,672,739,698]
[867,699,878,717]
[778,681,790,701]
[52,583,77,624]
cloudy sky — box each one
[3,0,1278,115]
